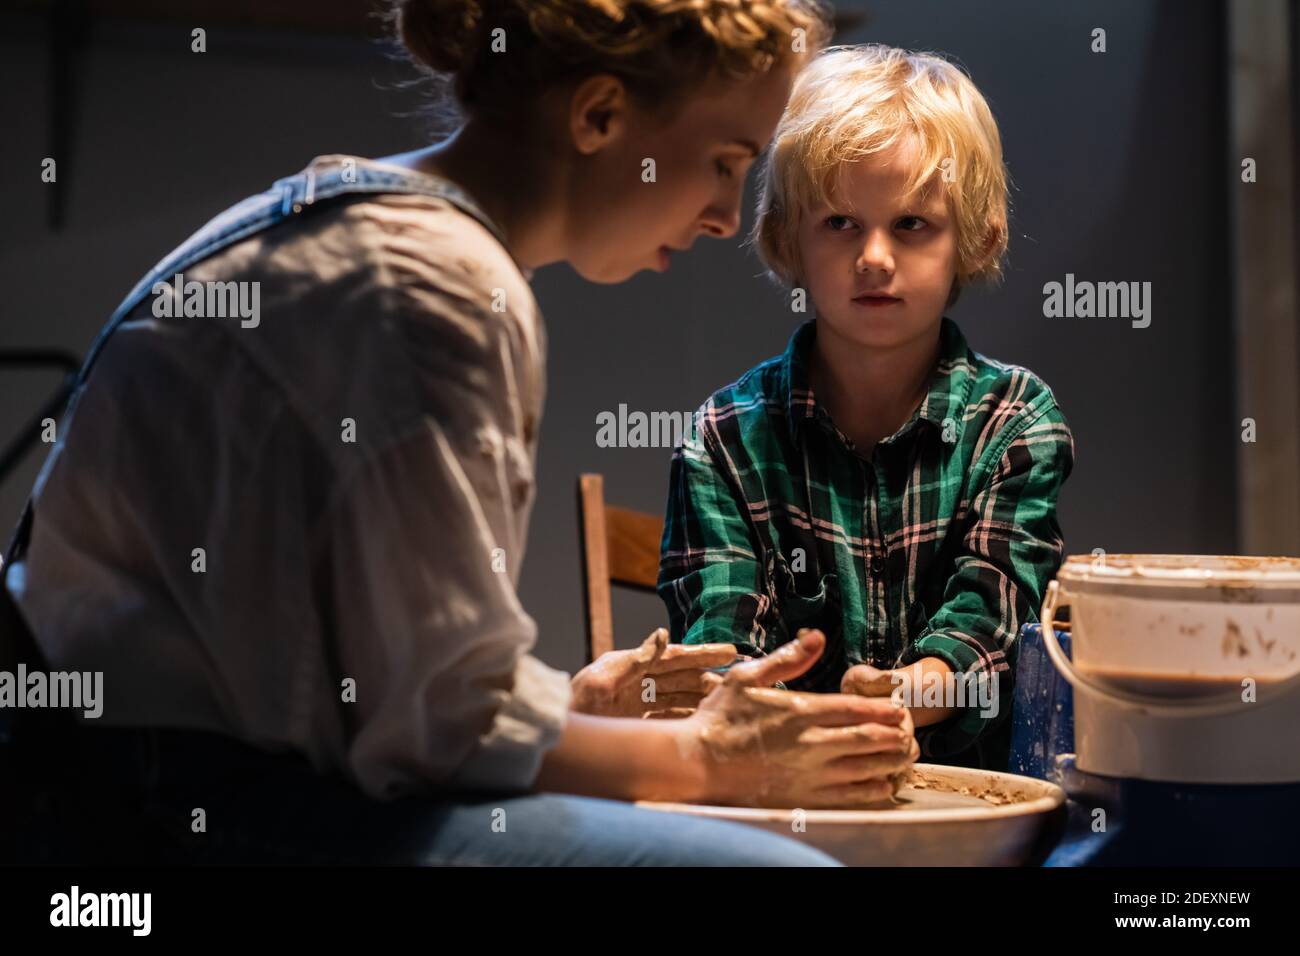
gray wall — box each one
[0,0,1242,677]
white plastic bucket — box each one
[1040,554,1300,783]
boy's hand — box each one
[841,657,959,728]
[839,663,897,697]
[570,628,735,719]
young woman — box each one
[4,0,917,866]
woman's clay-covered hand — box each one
[683,629,920,809]
[569,628,736,718]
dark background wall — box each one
[0,0,1237,676]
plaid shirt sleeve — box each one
[658,425,770,657]
[899,403,1075,758]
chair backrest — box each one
[576,473,664,663]
[0,349,80,675]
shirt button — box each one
[870,556,885,574]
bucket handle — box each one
[1039,579,1300,716]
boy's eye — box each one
[896,216,928,232]
[715,160,734,180]
[825,215,857,231]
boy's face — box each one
[797,139,958,350]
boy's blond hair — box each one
[752,44,1009,296]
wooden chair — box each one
[576,473,665,664]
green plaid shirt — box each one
[658,318,1074,766]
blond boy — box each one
[659,45,1074,769]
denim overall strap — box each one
[77,160,506,400]
[2,159,507,584]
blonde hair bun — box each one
[394,0,487,75]
[389,1,832,122]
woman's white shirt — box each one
[9,186,572,799]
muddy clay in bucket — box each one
[1078,666,1288,699]
[1043,554,1300,783]
[1054,554,1300,692]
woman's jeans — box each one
[6,724,837,866]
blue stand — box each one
[1012,623,1300,865]
[1009,623,1074,782]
